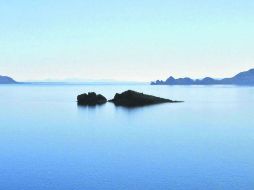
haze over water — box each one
[0,84,253,190]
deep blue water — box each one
[0,84,253,190]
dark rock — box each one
[109,90,181,107]
[77,92,107,105]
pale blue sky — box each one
[1,0,253,81]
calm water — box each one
[0,84,253,190]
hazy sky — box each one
[1,0,253,81]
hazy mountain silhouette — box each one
[0,76,17,84]
[151,68,254,85]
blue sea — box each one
[0,84,253,190]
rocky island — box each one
[77,92,107,105]
[109,90,181,107]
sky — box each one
[0,0,254,82]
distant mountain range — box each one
[0,76,17,84]
[151,68,254,85]
[26,79,146,85]
[0,75,146,85]
[2,68,254,85]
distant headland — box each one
[0,76,17,84]
[151,68,254,85]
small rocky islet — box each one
[77,90,182,107]
[109,90,181,107]
[77,92,107,105]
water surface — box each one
[0,84,253,190]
